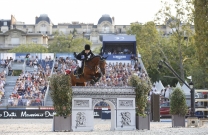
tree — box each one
[8,44,48,53]
[92,45,102,55]
[127,22,162,83]
[48,31,92,53]
[170,87,188,116]
[50,74,72,116]
[128,75,151,116]
[155,0,194,81]
[194,1,208,71]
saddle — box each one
[73,67,83,76]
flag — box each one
[187,76,192,80]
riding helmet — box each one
[85,44,90,50]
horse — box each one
[70,55,107,86]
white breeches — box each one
[77,60,82,67]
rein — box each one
[84,57,105,74]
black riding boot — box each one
[76,67,82,79]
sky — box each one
[1,0,163,25]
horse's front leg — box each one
[84,75,96,85]
[94,73,102,82]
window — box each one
[41,24,46,27]
[11,38,20,44]
[40,24,47,33]
[102,24,109,33]
[59,29,66,34]
[119,28,122,33]
[3,22,7,26]
[28,28,33,33]
[32,38,38,44]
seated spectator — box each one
[17,56,22,63]
[54,60,58,72]
[49,56,52,61]
[8,65,13,76]
[0,89,4,100]
[8,95,14,106]
[123,48,129,54]
[9,57,13,62]
[112,50,117,54]
[0,59,5,68]
[130,54,136,65]
[25,54,30,65]
[34,98,41,106]
[33,57,38,66]
[45,56,49,63]
[21,96,27,106]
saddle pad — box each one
[73,69,78,76]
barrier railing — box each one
[137,55,152,86]
[6,98,45,107]
[5,60,12,76]
[43,58,55,106]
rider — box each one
[74,44,95,79]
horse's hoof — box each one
[90,80,95,85]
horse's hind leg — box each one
[76,83,85,86]
[71,79,76,86]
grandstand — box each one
[0,52,149,108]
[0,53,54,107]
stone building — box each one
[0,14,194,52]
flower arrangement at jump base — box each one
[128,75,151,130]
[170,87,188,127]
[129,75,151,116]
[49,74,72,131]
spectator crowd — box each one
[7,55,53,106]
[1,54,151,107]
[53,56,148,87]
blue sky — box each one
[1,0,162,25]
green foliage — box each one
[194,1,208,69]
[12,70,22,76]
[8,44,48,53]
[93,45,102,55]
[170,87,188,116]
[186,58,208,88]
[127,22,162,83]
[155,0,194,81]
[50,74,72,116]
[48,31,92,53]
[128,75,151,116]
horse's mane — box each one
[86,55,103,62]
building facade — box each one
[0,14,194,52]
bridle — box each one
[84,56,106,75]
[99,59,106,75]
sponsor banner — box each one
[0,110,55,119]
[94,109,102,118]
[55,53,75,59]
[101,109,111,119]
[103,54,131,60]
[0,109,102,119]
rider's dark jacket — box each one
[74,50,95,73]
[75,50,95,61]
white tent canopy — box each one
[153,80,165,94]
[181,81,190,95]
[155,81,160,93]
[176,82,182,89]
[157,80,165,92]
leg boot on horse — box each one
[76,66,82,79]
